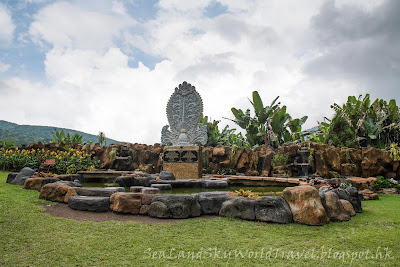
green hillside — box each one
[0,120,120,145]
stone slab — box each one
[163,146,202,179]
[74,187,125,197]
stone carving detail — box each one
[161,81,207,146]
[163,150,199,163]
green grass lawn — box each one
[1,171,399,267]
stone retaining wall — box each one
[24,141,400,178]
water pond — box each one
[82,183,285,196]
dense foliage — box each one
[0,147,99,174]
[312,94,400,149]
[200,116,249,147]
[374,176,400,189]
[226,91,308,148]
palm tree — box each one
[97,132,106,146]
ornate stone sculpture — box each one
[161,81,207,146]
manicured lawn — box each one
[1,171,399,266]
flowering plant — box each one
[0,147,99,174]
[227,188,260,200]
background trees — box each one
[311,94,400,149]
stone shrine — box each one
[161,81,207,178]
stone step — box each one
[74,187,125,197]
[151,184,173,190]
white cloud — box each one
[158,0,212,11]
[0,3,15,45]
[0,61,10,72]
[29,1,136,50]
[1,0,398,145]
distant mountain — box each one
[0,120,120,145]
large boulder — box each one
[255,196,293,224]
[115,176,136,187]
[335,187,363,213]
[339,199,356,216]
[6,173,18,183]
[38,178,61,190]
[282,186,330,226]
[39,183,71,203]
[201,179,229,189]
[23,177,45,190]
[360,189,379,200]
[130,186,145,193]
[148,195,201,219]
[361,146,392,177]
[115,175,155,187]
[142,193,158,205]
[141,187,160,194]
[10,167,35,185]
[73,187,125,197]
[346,177,376,191]
[55,181,82,187]
[320,191,350,222]
[159,171,175,180]
[194,192,229,215]
[68,196,110,212]
[151,184,172,190]
[219,197,255,221]
[110,192,143,214]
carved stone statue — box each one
[161,81,207,146]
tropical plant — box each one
[0,139,16,150]
[98,131,106,145]
[216,168,237,175]
[226,91,307,148]
[200,116,249,147]
[314,94,400,149]
[70,133,83,144]
[227,188,260,200]
[51,129,66,145]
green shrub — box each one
[216,168,237,175]
[374,176,400,189]
[271,152,290,168]
[389,144,400,161]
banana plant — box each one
[324,94,400,148]
[51,129,66,145]
[70,133,83,144]
[226,91,307,148]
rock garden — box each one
[6,165,394,226]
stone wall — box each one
[24,141,399,178]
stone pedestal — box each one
[162,146,202,179]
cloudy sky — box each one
[0,0,398,144]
